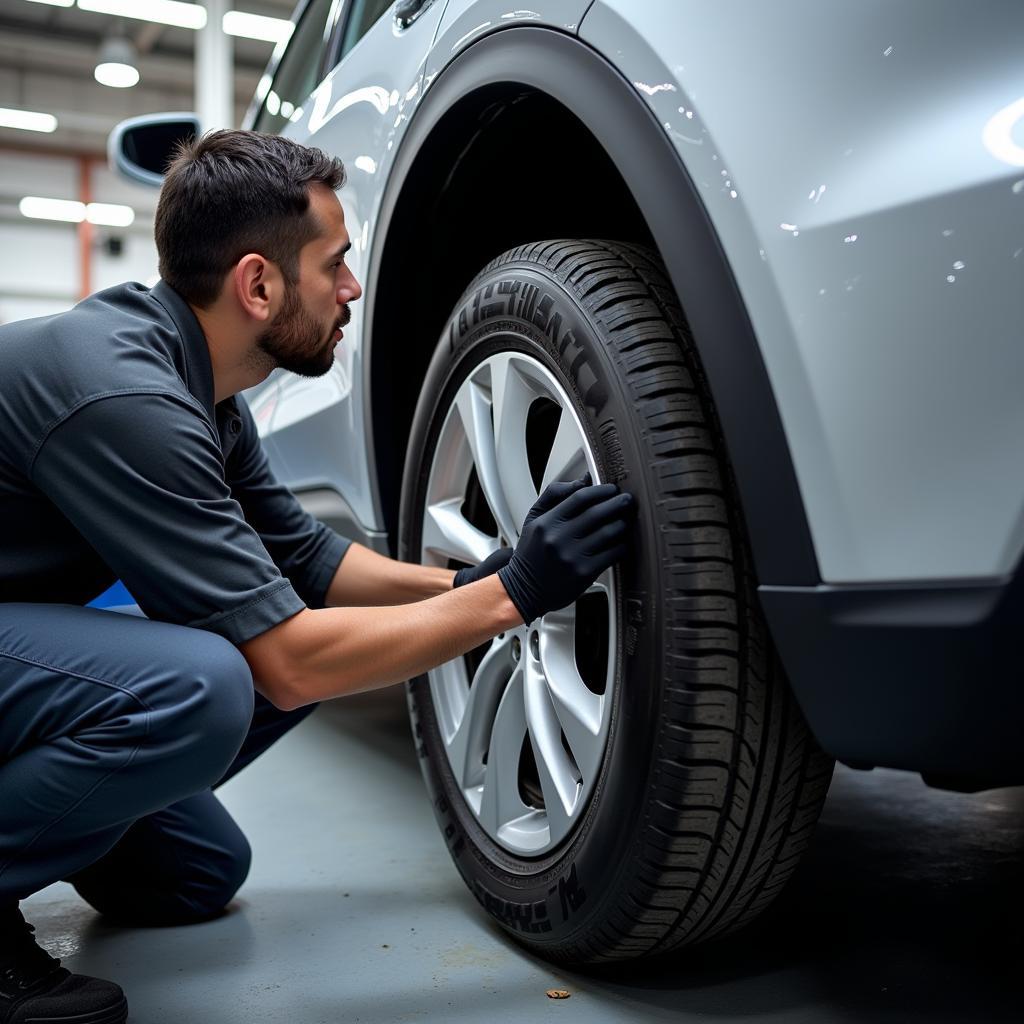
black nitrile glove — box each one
[452,547,514,588]
[497,474,635,625]
[520,472,593,532]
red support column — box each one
[78,156,93,301]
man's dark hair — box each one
[154,129,346,308]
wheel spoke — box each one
[447,636,515,789]
[422,498,496,565]
[540,408,587,493]
[454,375,519,543]
[524,654,577,842]
[539,612,605,786]
[433,655,469,747]
[586,569,614,597]
[478,666,532,836]
[490,357,540,533]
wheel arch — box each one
[366,25,818,585]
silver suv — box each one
[113,0,1024,964]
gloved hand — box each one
[497,473,635,625]
[452,547,514,588]
[520,472,593,532]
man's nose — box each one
[339,274,362,304]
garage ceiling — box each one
[0,0,297,156]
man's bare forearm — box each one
[324,541,455,606]
[280,574,521,706]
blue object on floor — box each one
[87,580,135,608]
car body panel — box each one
[581,0,1024,583]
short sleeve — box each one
[31,391,305,643]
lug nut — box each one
[511,636,521,662]
[530,631,540,659]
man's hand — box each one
[497,474,635,625]
[452,547,514,588]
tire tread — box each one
[486,239,833,962]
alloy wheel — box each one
[419,350,618,855]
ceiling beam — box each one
[0,137,108,161]
[0,25,266,90]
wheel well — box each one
[370,86,654,551]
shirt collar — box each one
[149,279,216,423]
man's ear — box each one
[233,253,281,323]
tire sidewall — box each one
[399,257,666,948]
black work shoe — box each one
[0,907,127,1024]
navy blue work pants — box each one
[0,602,316,925]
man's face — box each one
[256,184,362,378]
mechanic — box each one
[0,130,635,1024]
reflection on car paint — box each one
[308,83,392,134]
[982,95,1024,167]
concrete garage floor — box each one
[24,690,1024,1024]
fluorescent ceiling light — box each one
[0,107,57,133]
[95,61,140,87]
[19,197,135,227]
[87,202,135,227]
[20,197,86,223]
[223,10,293,43]
[33,1,287,44]
[77,0,207,31]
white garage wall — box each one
[0,149,160,326]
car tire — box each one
[399,239,833,963]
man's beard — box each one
[255,283,346,378]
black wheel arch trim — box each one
[760,569,1024,784]
[364,25,820,587]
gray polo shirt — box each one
[0,280,351,644]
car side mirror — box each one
[108,112,201,187]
